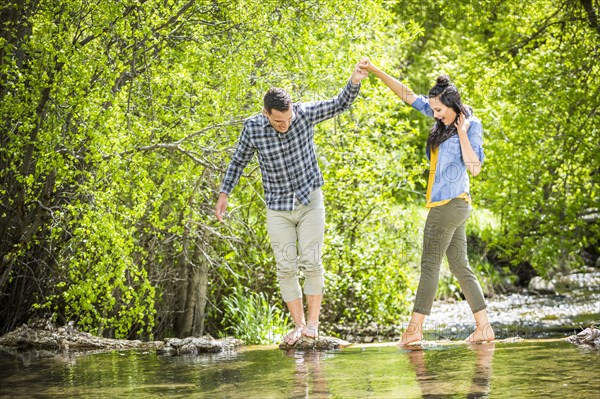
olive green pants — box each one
[413,198,487,315]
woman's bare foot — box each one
[465,323,495,344]
[397,322,423,347]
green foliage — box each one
[221,287,289,345]
[384,0,600,280]
[442,1,598,278]
[2,0,598,341]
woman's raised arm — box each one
[360,57,418,106]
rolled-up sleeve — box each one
[467,119,484,165]
[303,80,361,125]
[411,95,434,118]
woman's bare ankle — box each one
[398,322,423,346]
[465,323,495,343]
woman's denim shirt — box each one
[412,95,485,205]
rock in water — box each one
[0,324,243,356]
[0,324,162,352]
[158,336,243,355]
[565,327,600,348]
[278,336,351,350]
[528,276,556,295]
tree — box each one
[0,0,409,338]
[389,0,600,280]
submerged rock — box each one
[566,327,600,349]
[158,336,243,356]
[278,336,351,351]
[497,336,525,343]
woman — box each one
[360,58,495,346]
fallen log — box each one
[0,323,243,356]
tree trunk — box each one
[174,227,210,338]
[193,249,210,337]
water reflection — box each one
[467,344,494,398]
[405,343,495,399]
[286,350,330,399]
[2,340,600,398]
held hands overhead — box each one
[358,57,376,72]
[351,57,378,84]
[351,58,370,84]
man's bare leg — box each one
[303,294,322,338]
[284,298,306,344]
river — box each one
[1,340,598,398]
[1,272,599,398]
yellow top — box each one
[426,146,471,209]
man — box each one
[215,60,367,344]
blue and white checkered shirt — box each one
[220,80,361,211]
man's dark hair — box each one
[264,88,292,113]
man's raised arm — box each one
[303,59,368,125]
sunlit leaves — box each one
[3,0,597,339]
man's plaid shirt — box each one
[220,80,361,211]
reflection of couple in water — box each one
[286,343,495,398]
[286,351,329,399]
[406,343,495,398]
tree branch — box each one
[580,0,600,35]
[102,120,244,168]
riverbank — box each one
[1,272,598,356]
[331,272,600,343]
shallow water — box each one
[1,340,598,398]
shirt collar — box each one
[260,105,297,128]
[261,114,271,128]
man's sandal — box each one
[283,324,305,345]
[302,321,319,339]
[397,338,423,348]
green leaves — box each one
[2,0,597,340]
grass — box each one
[221,287,290,345]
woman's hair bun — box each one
[436,75,452,87]
[428,74,458,99]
